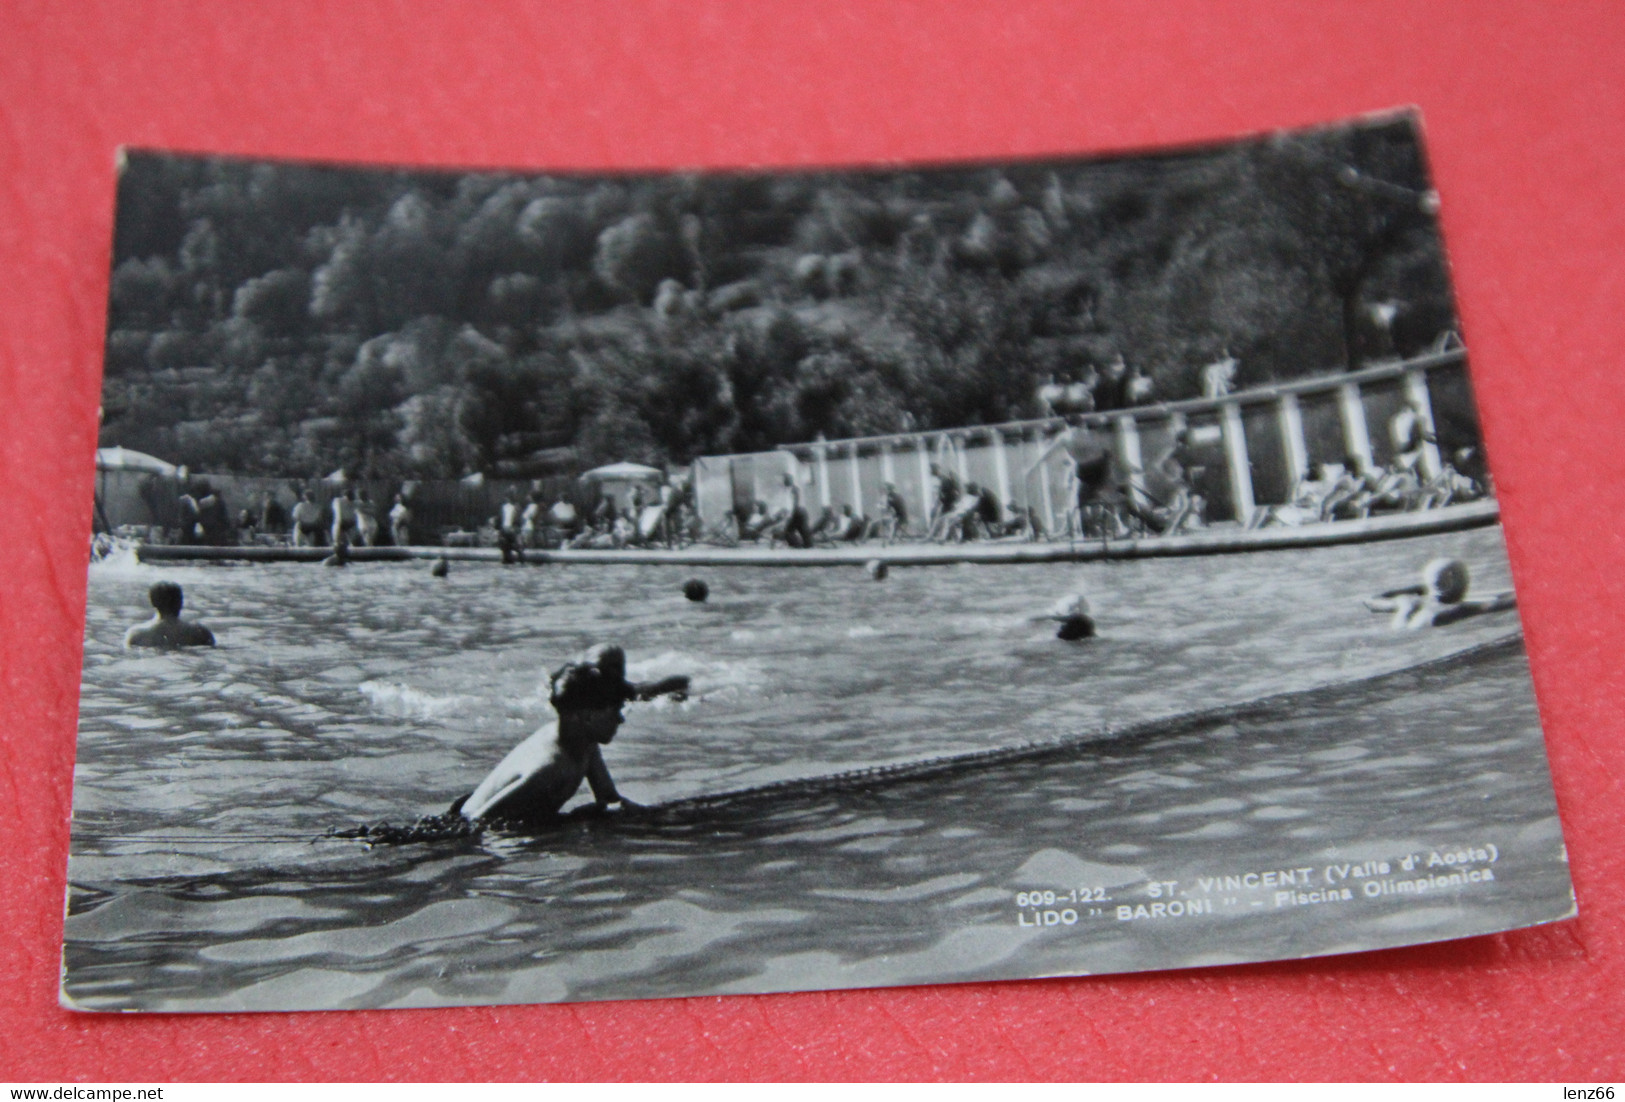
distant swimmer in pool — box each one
[322,537,351,567]
[1036,593,1095,641]
[452,644,689,827]
[1364,558,1516,630]
[124,581,216,649]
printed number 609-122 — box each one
[1015,888,1109,907]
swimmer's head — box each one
[1423,558,1470,605]
[148,581,184,618]
[549,646,630,740]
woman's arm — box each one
[585,745,635,807]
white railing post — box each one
[1277,392,1309,488]
[917,437,934,526]
[847,441,864,515]
[1220,400,1255,522]
[1038,431,1057,537]
[1337,382,1374,470]
[815,443,831,509]
[991,429,1013,519]
[1115,414,1144,502]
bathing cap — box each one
[1423,558,1470,605]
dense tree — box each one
[99,115,1458,477]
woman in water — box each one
[1364,558,1516,629]
[452,645,688,827]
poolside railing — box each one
[692,349,1482,535]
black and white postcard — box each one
[66,112,1574,1012]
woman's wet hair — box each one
[549,645,630,712]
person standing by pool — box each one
[1153,428,1204,534]
[520,491,542,548]
[330,489,359,548]
[291,490,323,547]
[124,581,215,649]
[1389,395,1436,475]
[549,497,581,543]
[499,490,522,539]
[258,491,287,538]
[1065,424,1116,537]
[771,472,813,549]
[192,482,232,546]
[355,490,380,547]
[927,463,962,541]
[453,644,686,826]
[389,493,412,547]
[880,481,909,544]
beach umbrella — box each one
[95,446,177,475]
[581,461,664,482]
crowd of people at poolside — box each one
[111,394,1487,559]
[1060,395,1490,541]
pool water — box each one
[64,526,1572,1011]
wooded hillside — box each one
[100,114,1456,478]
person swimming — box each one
[451,645,688,827]
[1038,593,1096,641]
[322,537,351,567]
[1364,558,1516,629]
[124,581,216,649]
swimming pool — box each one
[64,526,1571,1010]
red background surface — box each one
[2,0,1622,1081]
